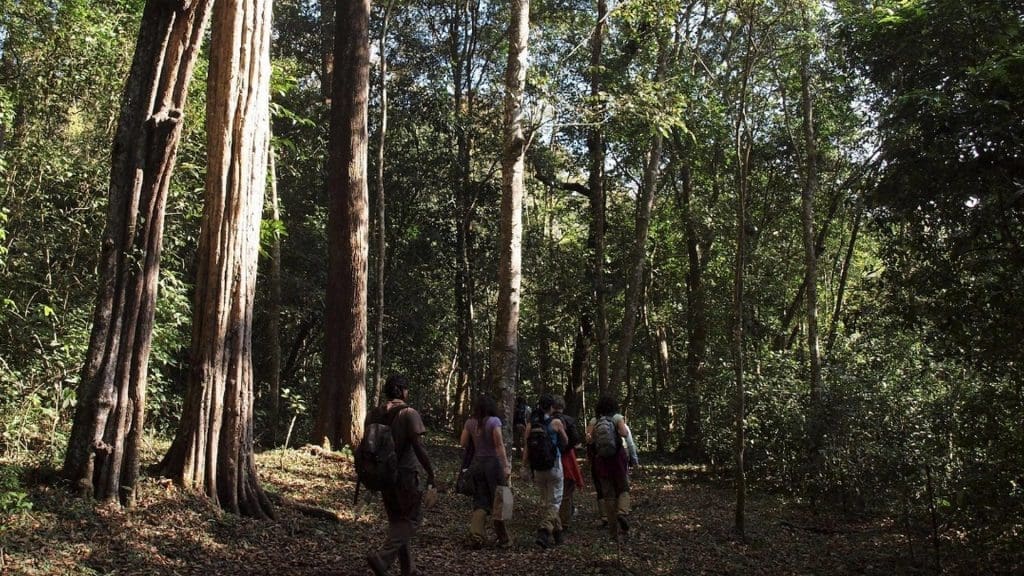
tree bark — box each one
[63,0,212,507]
[653,325,671,454]
[489,0,529,443]
[452,0,480,427]
[799,10,825,476]
[373,2,393,405]
[733,8,757,537]
[826,205,861,356]
[608,33,669,398]
[313,0,371,450]
[320,0,335,102]
[267,141,282,445]
[565,314,592,421]
[588,0,610,397]
[678,166,709,461]
[158,0,275,519]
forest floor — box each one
[0,438,1002,576]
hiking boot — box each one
[535,529,550,549]
[617,515,630,534]
[552,529,564,546]
[366,553,388,576]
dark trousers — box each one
[375,471,422,575]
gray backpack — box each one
[593,416,620,458]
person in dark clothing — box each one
[366,374,436,576]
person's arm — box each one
[411,433,436,486]
[617,417,639,466]
[553,418,569,451]
[460,423,471,449]
[492,424,511,477]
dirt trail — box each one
[2,439,919,575]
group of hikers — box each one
[360,374,639,576]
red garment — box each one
[561,448,585,489]
[593,445,628,479]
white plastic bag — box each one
[493,485,513,521]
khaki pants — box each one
[533,458,563,533]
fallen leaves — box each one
[0,439,1012,575]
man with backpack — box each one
[587,395,639,542]
[551,395,584,533]
[521,393,570,549]
[363,374,435,576]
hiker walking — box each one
[459,394,513,548]
[552,395,585,533]
[364,374,436,576]
[587,395,639,542]
[521,393,569,548]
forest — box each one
[0,0,1021,574]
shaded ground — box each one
[0,438,1003,575]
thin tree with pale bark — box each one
[489,0,530,437]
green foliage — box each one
[0,466,32,520]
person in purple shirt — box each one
[460,394,512,548]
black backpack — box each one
[555,414,581,451]
[354,404,406,491]
[526,416,558,471]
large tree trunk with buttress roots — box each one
[63,0,212,507]
[158,0,275,519]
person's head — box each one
[596,395,618,417]
[538,393,555,414]
[515,396,526,408]
[551,395,565,413]
[384,373,410,400]
[472,394,498,422]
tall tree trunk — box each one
[452,0,479,427]
[826,205,861,356]
[313,0,371,449]
[678,164,709,461]
[158,0,275,519]
[799,13,825,477]
[63,0,212,507]
[608,70,666,398]
[373,1,393,406]
[733,9,757,537]
[321,0,335,102]
[653,325,671,454]
[267,141,282,445]
[565,314,592,421]
[489,0,530,443]
[588,0,609,397]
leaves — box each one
[0,439,942,575]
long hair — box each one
[596,395,618,417]
[472,394,498,423]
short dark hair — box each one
[538,393,555,411]
[551,395,565,410]
[384,374,409,400]
[596,395,618,417]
